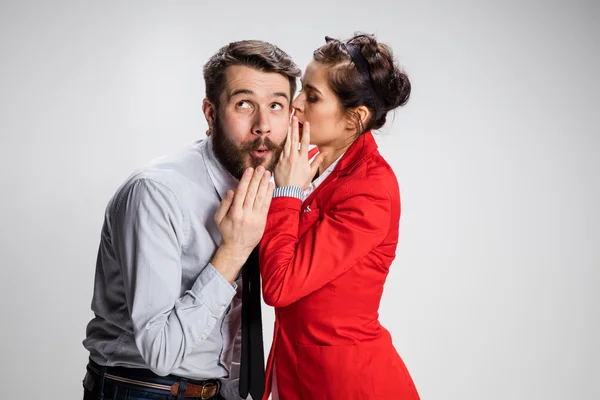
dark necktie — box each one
[239,246,265,399]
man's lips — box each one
[250,147,270,158]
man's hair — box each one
[203,40,301,107]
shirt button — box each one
[201,334,207,340]
[219,305,226,312]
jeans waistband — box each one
[87,358,215,387]
[86,358,222,400]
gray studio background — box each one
[0,1,598,399]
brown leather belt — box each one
[170,381,220,399]
[86,363,220,399]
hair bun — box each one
[313,32,411,133]
[347,33,411,128]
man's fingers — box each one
[214,189,234,225]
[232,167,253,210]
[243,166,266,210]
[253,170,272,211]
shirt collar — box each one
[200,135,239,201]
[309,151,345,190]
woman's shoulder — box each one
[323,151,399,206]
[348,149,399,191]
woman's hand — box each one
[274,116,328,189]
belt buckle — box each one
[200,381,219,399]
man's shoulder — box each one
[134,140,209,186]
[143,139,206,177]
[109,140,211,208]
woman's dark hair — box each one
[313,33,411,136]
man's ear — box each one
[202,98,217,136]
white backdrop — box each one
[0,1,598,399]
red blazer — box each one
[259,132,420,399]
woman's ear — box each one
[346,105,371,132]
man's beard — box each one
[212,114,285,180]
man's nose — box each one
[252,108,271,136]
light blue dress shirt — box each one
[83,136,246,399]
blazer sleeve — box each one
[259,182,392,307]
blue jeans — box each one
[83,381,175,400]
[83,378,226,400]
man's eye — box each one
[237,101,251,109]
[270,103,283,111]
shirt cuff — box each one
[189,263,237,318]
[273,186,303,200]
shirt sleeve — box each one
[272,185,303,199]
[112,178,237,376]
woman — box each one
[259,33,420,399]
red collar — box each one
[308,131,378,178]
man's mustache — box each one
[239,136,282,152]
